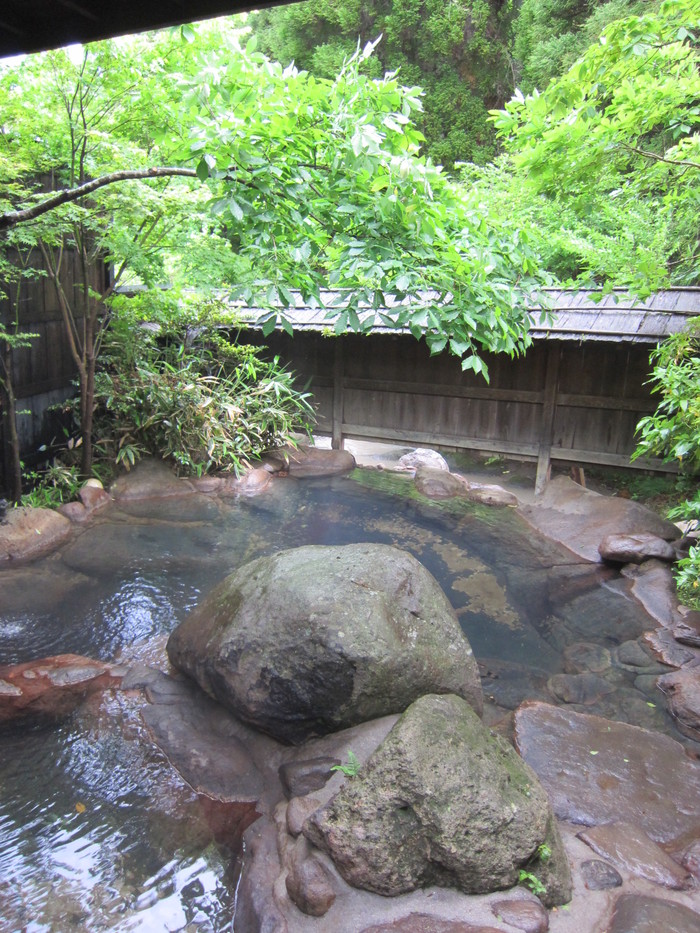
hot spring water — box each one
[0,470,680,931]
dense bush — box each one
[91,293,316,476]
[634,320,700,606]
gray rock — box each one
[397,449,450,473]
[580,859,623,890]
[514,701,700,845]
[578,822,692,889]
[599,533,676,564]
[167,544,482,743]
[609,894,700,933]
[303,694,571,907]
[615,640,658,670]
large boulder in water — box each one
[303,694,572,907]
[167,543,482,743]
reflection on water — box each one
[0,470,679,930]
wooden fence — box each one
[0,248,108,489]
[238,327,671,490]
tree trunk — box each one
[1,343,23,502]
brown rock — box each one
[514,701,700,845]
[79,481,111,512]
[220,466,272,497]
[580,859,623,890]
[0,506,72,562]
[642,629,700,669]
[465,483,519,507]
[285,853,336,916]
[279,757,340,798]
[609,894,700,933]
[58,500,90,523]
[578,822,693,890]
[657,667,700,742]
[622,560,682,629]
[265,445,356,478]
[681,840,700,881]
[0,654,121,723]
[491,897,549,932]
[599,533,676,564]
[414,466,470,499]
[110,457,196,500]
[361,918,503,933]
[286,796,322,837]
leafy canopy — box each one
[491,0,700,292]
[182,33,548,376]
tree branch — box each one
[0,167,199,231]
[620,142,700,170]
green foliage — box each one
[185,36,548,378]
[250,0,513,168]
[20,462,82,509]
[514,0,655,94]
[634,320,700,472]
[90,292,316,476]
[331,750,361,777]
[633,320,700,600]
[493,0,700,292]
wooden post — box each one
[331,338,344,450]
[535,343,561,496]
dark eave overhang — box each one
[0,0,293,59]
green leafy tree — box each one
[491,0,700,292]
[250,0,514,168]
[183,33,548,376]
[2,24,550,492]
[0,36,216,480]
[513,0,655,94]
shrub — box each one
[91,293,316,476]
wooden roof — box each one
[237,287,700,344]
[0,0,286,58]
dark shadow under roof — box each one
[0,0,291,58]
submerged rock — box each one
[167,543,482,743]
[0,654,122,724]
[304,694,572,907]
